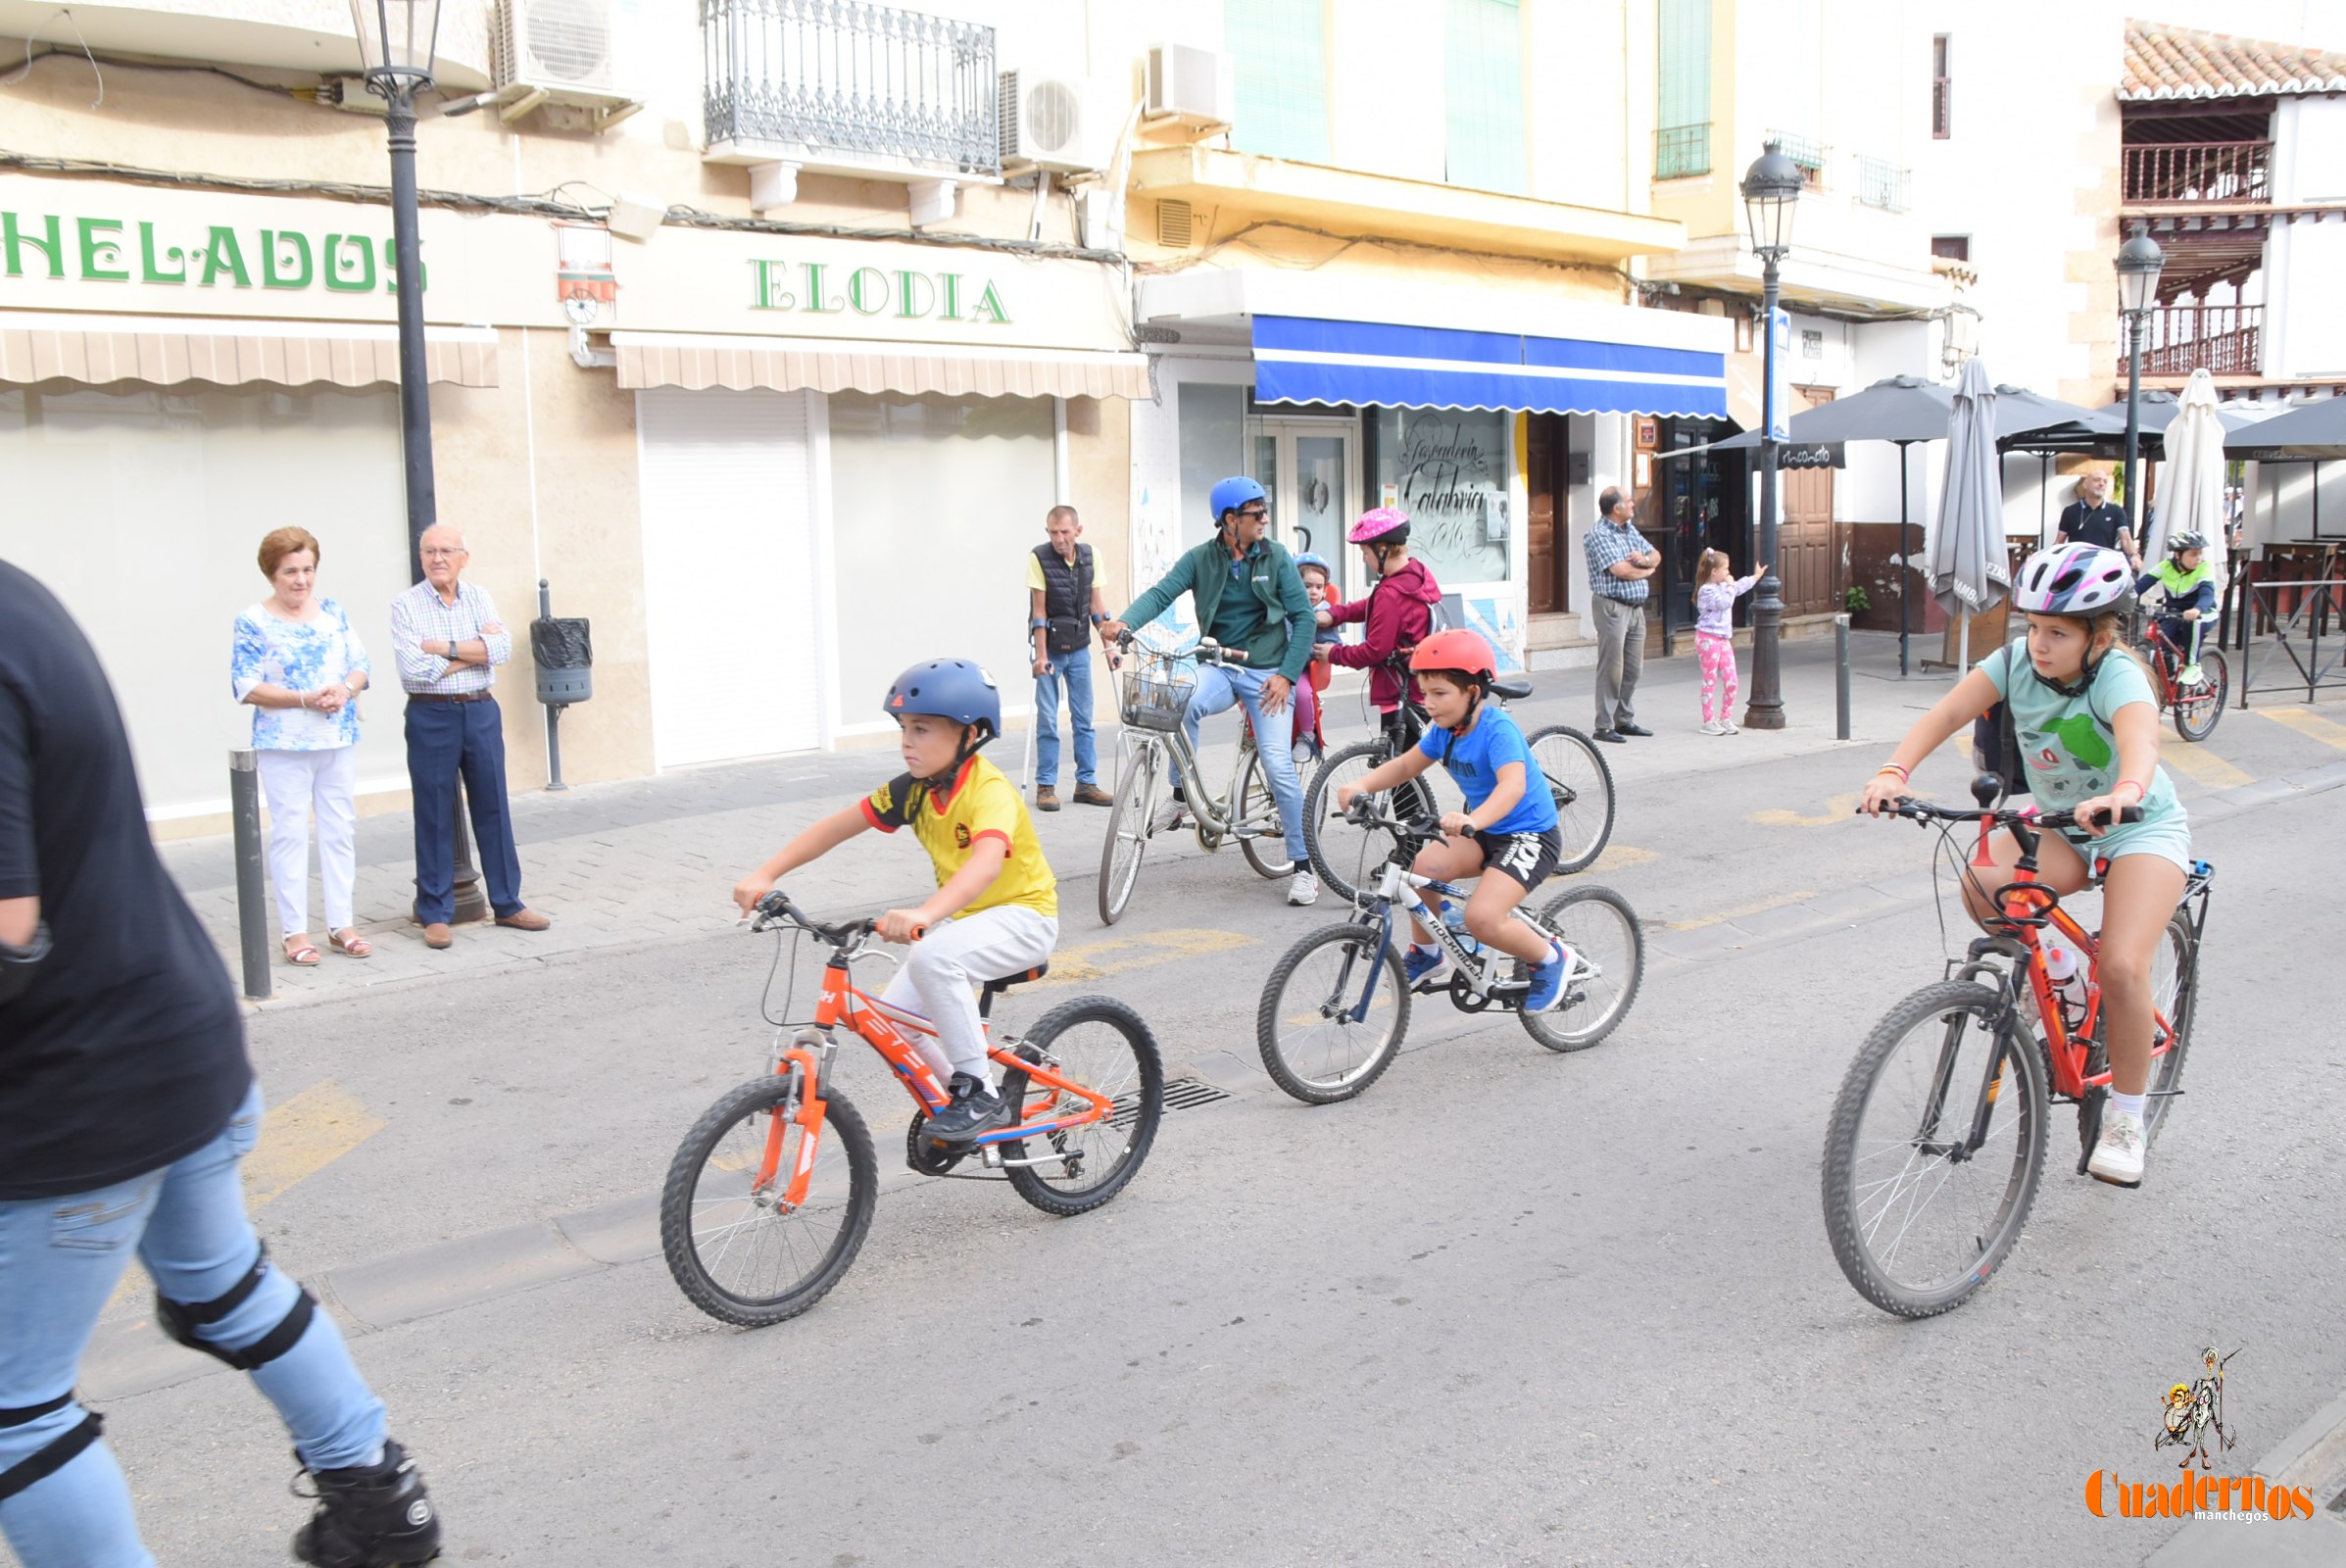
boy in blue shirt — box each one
[1333,629,1580,1011]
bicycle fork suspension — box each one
[1916,1015,2009,1161]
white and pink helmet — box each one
[1346,507,1410,545]
[2013,544,2134,617]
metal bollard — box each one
[228,751,272,1001]
[1833,614,1852,742]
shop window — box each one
[1445,0,1528,195]
[1225,0,1331,165]
[1365,407,1512,587]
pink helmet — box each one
[1347,508,1410,545]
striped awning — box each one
[0,313,499,389]
[610,332,1151,401]
[1252,315,1727,418]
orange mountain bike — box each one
[660,893,1164,1327]
[1820,779,2213,1318]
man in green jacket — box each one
[1101,476,1319,905]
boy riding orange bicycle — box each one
[731,659,1056,1144]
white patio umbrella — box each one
[2155,368,2229,587]
[1928,358,2010,669]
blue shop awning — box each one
[1251,315,1726,419]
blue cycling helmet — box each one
[1294,551,1335,577]
[1207,475,1268,526]
[883,659,1002,747]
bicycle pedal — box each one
[979,1145,1005,1170]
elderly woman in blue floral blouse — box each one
[230,527,373,964]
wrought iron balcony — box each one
[2124,140,2271,206]
[1854,156,1906,213]
[702,0,999,177]
[1654,122,1710,179]
[2120,303,2264,377]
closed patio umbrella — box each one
[1927,359,2009,671]
[2154,369,2228,584]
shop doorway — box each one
[1525,413,1572,615]
[1248,416,1359,588]
[1781,386,1839,616]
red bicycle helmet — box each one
[1408,628,1497,683]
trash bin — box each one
[531,614,593,707]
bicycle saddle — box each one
[981,962,1051,996]
[1490,676,1534,702]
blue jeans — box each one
[1034,651,1097,789]
[405,696,525,924]
[1176,663,1307,863]
[0,1083,386,1568]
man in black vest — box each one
[2056,468,2135,559]
[1027,506,1112,810]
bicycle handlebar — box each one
[1113,630,1248,665]
[1333,798,1474,839]
[1863,799,2145,832]
[749,892,923,945]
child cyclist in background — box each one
[1692,549,1767,736]
[732,659,1056,1144]
[1332,630,1583,1012]
[1292,551,1342,760]
[2138,530,2215,685]
[1858,544,2191,1188]
[1317,508,1442,748]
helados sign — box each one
[0,209,419,293]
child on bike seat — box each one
[731,660,1056,1144]
[1331,630,1581,1013]
[1858,544,2191,1189]
[1293,551,1341,760]
[1318,508,1442,747]
[2137,530,2216,685]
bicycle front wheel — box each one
[1302,740,1391,904]
[660,1078,876,1327]
[1002,997,1165,1215]
[1821,982,2049,1318]
[1236,745,1295,879]
[1517,885,1643,1053]
[1256,922,1411,1103]
[2171,649,2227,743]
[1525,725,1616,874]
[1098,739,1161,926]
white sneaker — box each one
[1721,719,1740,734]
[1286,869,1320,906]
[1149,798,1185,835]
[2086,1109,2147,1187]
[1700,719,1727,735]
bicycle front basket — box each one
[1120,662,1195,733]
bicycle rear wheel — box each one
[1237,745,1295,879]
[1524,725,1615,874]
[1002,997,1165,1215]
[2144,911,2197,1143]
[1821,982,2048,1318]
[1098,739,1161,926]
[1255,922,1410,1103]
[2171,649,2227,743]
[660,1078,876,1327]
[1517,885,1643,1053]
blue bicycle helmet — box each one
[1207,475,1268,525]
[1293,551,1336,578]
[883,659,1002,747]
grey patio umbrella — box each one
[2224,395,2346,461]
[1927,359,2009,672]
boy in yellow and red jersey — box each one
[733,659,1056,1142]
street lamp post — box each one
[351,0,486,925]
[1739,140,1802,731]
[2115,222,2167,554]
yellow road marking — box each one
[243,1080,386,1209]
[1749,792,1862,828]
[1664,890,1819,932]
[2245,705,2346,753]
[1588,845,1659,873]
[1038,927,1254,986]
[2155,739,2254,790]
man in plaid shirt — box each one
[1583,486,1660,742]
[388,525,549,948]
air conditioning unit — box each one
[999,71,1095,172]
[1146,42,1233,128]
[493,0,630,104]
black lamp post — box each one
[351,0,485,925]
[2115,221,2166,553]
[1739,139,1802,731]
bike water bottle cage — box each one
[0,1396,104,1502]
[156,1244,318,1371]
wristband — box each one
[2113,778,2145,804]
[1030,617,1049,630]
[1876,763,1910,783]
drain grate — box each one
[1161,1076,1231,1111]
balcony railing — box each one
[702,0,999,176]
[2123,140,2272,206]
[1931,75,1950,139]
[1855,156,1906,213]
[2120,304,2264,377]
[1654,122,1710,179]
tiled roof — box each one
[2122,22,2346,100]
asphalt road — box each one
[80,668,2346,1567]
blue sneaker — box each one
[1402,945,1451,988]
[1523,941,1576,1013]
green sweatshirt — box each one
[1121,533,1314,683]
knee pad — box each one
[0,1396,104,1503]
[156,1244,318,1372]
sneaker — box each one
[1287,869,1320,906]
[1149,788,1187,835]
[292,1439,441,1568]
[1402,946,1451,988]
[2178,663,2204,688]
[1721,719,1740,734]
[923,1073,1012,1144]
[1523,941,1578,1013]
[2086,1109,2147,1187]
[1700,719,1727,736]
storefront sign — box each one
[1,209,418,296]
[750,259,1009,325]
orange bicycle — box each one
[660,892,1164,1326]
[1821,778,2212,1317]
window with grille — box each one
[1226,0,1331,164]
[1655,0,1711,177]
[1444,0,1528,194]
[1932,35,1951,139]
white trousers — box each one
[879,905,1058,1087]
[258,747,358,938]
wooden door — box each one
[1525,413,1567,614]
[1780,386,1837,615]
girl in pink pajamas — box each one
[1693,549,1767,735]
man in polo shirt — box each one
[2056,469,2135,558]
[389,524,549,949]
[1583,485,1660,743]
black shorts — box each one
[1478,827,1561,892]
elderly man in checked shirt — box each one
[389,524,549,948]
